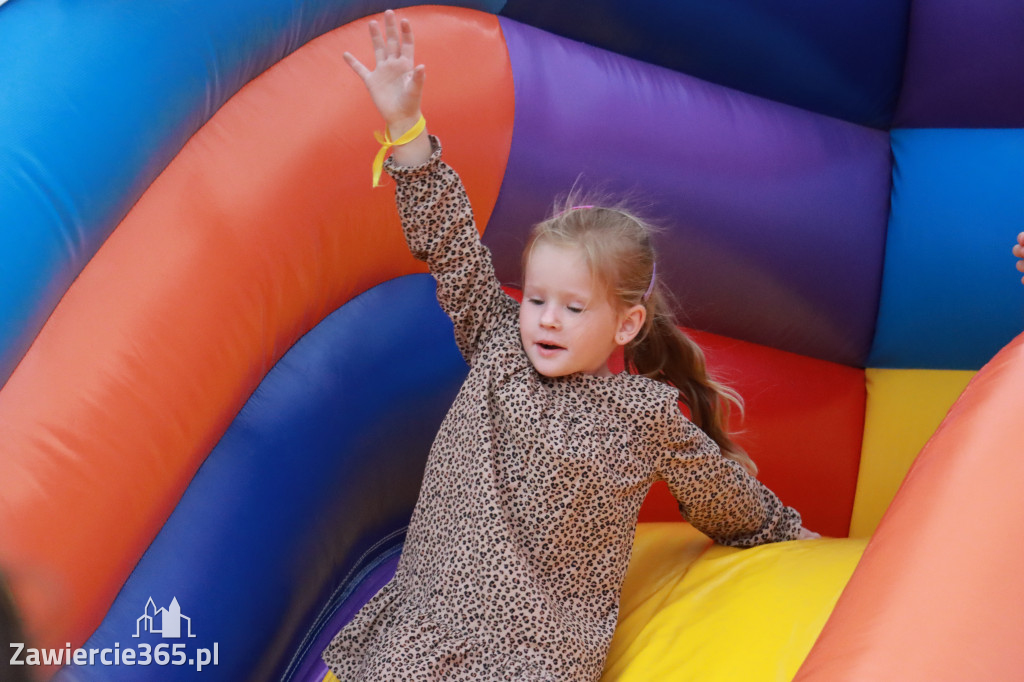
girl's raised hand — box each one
[343,10,425,141]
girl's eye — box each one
[528,298,543,305]
[567,305,584,314]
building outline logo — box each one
[133,597,197,639]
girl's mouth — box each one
[535,342,566,357]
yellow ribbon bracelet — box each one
[372,114,427,187]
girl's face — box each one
[519,242,643,378]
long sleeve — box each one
[384,137,513,363]
[653,398,802,548]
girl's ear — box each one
[615,304,647,346]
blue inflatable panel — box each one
[0,0,502,389]
[56,275,467,682]
[870,129,1024,370]
[499,0,909,128]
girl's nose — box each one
[539,305,560,328]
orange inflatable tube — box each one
[795,332,1024,680]
[0,9,513,653]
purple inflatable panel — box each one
[895,0,1024,128]
[289,550,400,682]
[485,19,891,366]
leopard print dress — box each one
[322,138,802,681]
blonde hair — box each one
[523,195,757,476]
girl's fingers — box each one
[383,10,400,59]
[342,51,371,81]
[798,527,821,540]
[409,64,425,98]
[400,17,415,62]
[368,20,385,64]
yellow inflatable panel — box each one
[604,523,865,682]
[849,368,975,538]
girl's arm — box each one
[655,401,804,547]
[344,11,512,362]
[384,145,510,362]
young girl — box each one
[323,11,816,681]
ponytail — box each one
[626,289,757,476]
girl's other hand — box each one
[1013,232,1024,285]
[798,526,821,540]
[343,10,425,140]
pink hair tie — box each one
[643,262,657,302]
[553,204,594,218]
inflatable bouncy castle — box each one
[1,1,1021,680]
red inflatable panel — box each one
[637,329,865,540]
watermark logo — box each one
[9,597,219,672]
[134,597,196,638]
